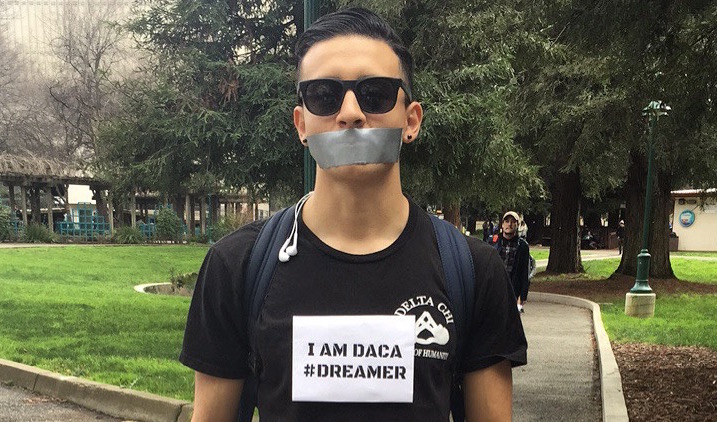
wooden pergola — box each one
[0,153,109,231]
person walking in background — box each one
[518,218,528,240]
[492,211,531,313]
[616,220,625,254]
[481,218,494,243]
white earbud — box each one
[278,237,292,262]
[277,191,313,263]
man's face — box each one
[293,35,422,181]
[502,217,518,237]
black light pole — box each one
[303,0,320,194]
[625,100,671,318]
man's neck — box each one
[502,233,516,241]
[301,165,409,254]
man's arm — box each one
[463,359,513,422]
[191,372,244,422]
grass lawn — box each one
[0,245,209,401]
[540,256,717,350]
[600,295,717,349]
[672,251,717,258]
[579,256,717,284]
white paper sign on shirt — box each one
[292,315,415,403]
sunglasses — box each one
[297,76,413,116]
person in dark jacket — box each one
[492,211,530,313]
[616,220,625,254]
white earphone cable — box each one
[278,191,313,263]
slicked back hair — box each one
[295,7,414,98]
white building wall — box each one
[672,196,717,252]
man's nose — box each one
[336,90,366,129]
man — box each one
[180,8,526,421]
[616,220,625,254]
[493,211,530,313]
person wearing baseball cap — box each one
[492,211,531,313]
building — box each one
[671,189,717,252]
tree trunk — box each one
[189,197,196,234]
[92,188,108,221]
[443,200,461,228]
[174,194,185,226]
[8,184,16,212]
[466,215,477,235]
[546,170,584,273]
[212,194,220,224]
[615,153,675,278]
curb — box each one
[0,358,193,422]
[530,292,629,422]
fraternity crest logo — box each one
[394,295,453,361]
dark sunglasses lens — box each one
[357,78,398,113]
[304,80,343,115]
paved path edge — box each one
[530,292,629,422]
[0,358,193,422]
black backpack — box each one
[237,206,475,421]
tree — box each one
[611,1,717,278]
[0,6,28,153]
[344,0,543,227]
[509,0,717,277]
[45,0,129,166]
[99,0,304,206]
[506,0,637,273]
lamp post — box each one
[625,100,671,318]
[303,0,320,194]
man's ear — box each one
[403,101,423,144]
[293,105,307,146]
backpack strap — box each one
[237,206,295,422]
[429,216,475,422]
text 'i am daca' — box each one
[307,343,403,358]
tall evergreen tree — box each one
[100,0,304,203]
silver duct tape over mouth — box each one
[306,128,403,169]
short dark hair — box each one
[295,7,414,97]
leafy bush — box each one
[169,267,198,291]
[212,212,252,241]
[0,205,13,241]
[23,223,56,243]
[155,207,183,242]
[187,233,210,244]
[112,226,146,244]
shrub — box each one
[0,205,13,241]
[155,207,183,242]
[23,223,56,243]
[212,212,253,241]
[112,226,146,244]
[169,267,198,291]
[187,233,210,244]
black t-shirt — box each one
[180,200,527,421]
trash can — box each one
[669,235,679,251]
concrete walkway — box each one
[0,383,121,421]
[514,301,601,421]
